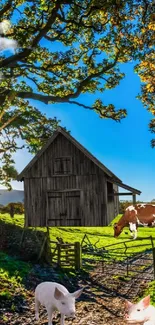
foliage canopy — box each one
[0,0,154,188]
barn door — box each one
[65,191,81,226]
[47,190,81,226]
[47,192,66,226]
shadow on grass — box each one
[0,251,31,280]
[56,226,115,238]
[0,219,48,264]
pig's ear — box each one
[54,287,65,300]
[72,288,83,299]
[141,295,150,308]
[125,300,133,309]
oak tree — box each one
[0,0,154,188]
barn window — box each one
[54,157,72,175]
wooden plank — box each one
[57,243,61,266]
[47,189,81,193]
[133,194,136,205]
[60,245,75,248]
[101,179,107,226]
[108,192,133,196]
[74,242,81,270]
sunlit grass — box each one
[1,213,155,255]
[1,213,155,305]
[144,281,155,305]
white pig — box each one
[35,281,83,325]
[125,295,155,325]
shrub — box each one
[1,202,24,218]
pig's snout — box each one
[125,313,129,319]
[124,314,135,323]
[68,311,76,318]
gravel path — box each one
[1,251,153,325]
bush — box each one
[1,202,24,218]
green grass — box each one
[132,280,155,306]
[0,251,31,301]
[1,213,155,256]
[0,213,24,227]
[1,213,155,307]
[144,281,155,305]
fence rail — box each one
[50,239,81,270]
[48,233,155,282]
[81,234,155,281]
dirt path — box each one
[2,291,126,325]
[1,259,150,325]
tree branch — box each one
[70,52,120,99]
[0,108,6,122]
[0,113,20,131]
[31,2,61,48]
[1,52,120,105]
[9,91,69,104]
[67,100,94,109]
[0,144,24,154]
[0,0,13,18]
[0,2,61,69]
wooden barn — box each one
[17,127,141,227]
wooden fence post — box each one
[150,236,155,280]
[126,256,129,277]
[57,243,61,267]
[132,194,136,205]
[37,235,47,262]
[152,248,155,280]
[43,227,53,264]
[74,242,81,270]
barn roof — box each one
[108,179,141,195]
[17,127,141,195]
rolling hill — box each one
[0,189,24,205]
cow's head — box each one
[113,223,122,238]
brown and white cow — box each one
[114,204,155,239]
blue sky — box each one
[9,60,155,202]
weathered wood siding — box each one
[106,182,119,224]
[107,181,114,224]
[24,134,114,227]
[24,134,106,178]
[24,178,47,227]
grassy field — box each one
[1,213,155,309]
[1,213,155,254]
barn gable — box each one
[19,133,108,179]
[17,127,121,182]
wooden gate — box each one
[50,240,81,270]
[81,235,155,281]
[47,190,81,226]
